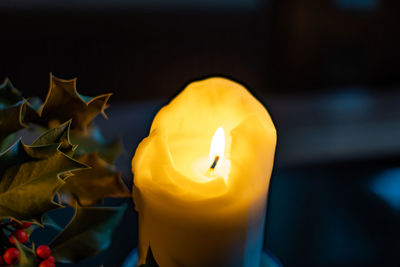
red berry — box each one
[21,222,32,229]
[10,229,28,244]
[39,259,55,267]
[47,256,55,263]
[36,245,51,259]
[10,220,32,229]
[3,247,19,264]
[9,235,16,244]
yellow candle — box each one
[132,77,276,267]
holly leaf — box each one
[0,79,25,147]
[42,214,63,232]
[0,134,17,152]
[71,126,124,164]
[0,142,86,222]
[22,213,63,240]
[0,100,39,149]
[0,123,87,222]
[60,152,130,207]
[32,120,76,156]
[139,246,160,267]
[0,140,30,179]
[0,79,40,151]
[36,73,112,133]
[0,78,23,106]
[0,121,74,179]
[0,101,25,142]
[50,204,127,263]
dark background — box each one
[1,0,400,266]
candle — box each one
[132,77,276,267]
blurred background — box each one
[1,0,400,266]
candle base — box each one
[122,248,282,267]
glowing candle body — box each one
[132,77,276,267]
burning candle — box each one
[132,77,276,267]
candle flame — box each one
[209,127,225,170]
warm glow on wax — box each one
[132,77,277,267]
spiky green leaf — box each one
[60,152,130,207]
[0,123,88,222]
[50,204,127,263]
[35,74,111,133]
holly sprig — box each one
[0,74,130,266]
[0,220,53,266]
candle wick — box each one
[210,156,220,170]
